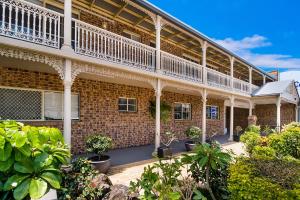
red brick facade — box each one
[0,66,224,153]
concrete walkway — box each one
[108,141,245,186]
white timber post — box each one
[202,89,207,143]
[62,0,73,51]
[249,100,253,116]
[276,96,281,131]
[155,79,162,151]
[249,67,252,92]
[155,15,162,72]
[63,59,72,147]
[263,75,266,85]
[202,41,207,84]
[296,104,299,122]
[229,96,235,141]
[230,57,234,89]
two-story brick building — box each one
[0,0,298,153]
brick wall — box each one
[0,66,225,153]
[254,104,296,128]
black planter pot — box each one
[185,141,197,151]
[233,135,240,142]
[157,146,172,158]
[88,155,111,173]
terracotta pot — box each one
[88,155,111,173]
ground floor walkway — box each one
[108,140,245,186]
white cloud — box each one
[213,35,300,70]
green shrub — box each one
[58,158,103,200]
[240,131,261,154]
[185,126,202,143]
[0,120,70,200]
[149,100,172,123]
[245,125,261,134]
[86,134,112,156]
[252,146,276,158]
[228,158,300,200]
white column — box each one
[249,101,253,116]
[63,59,72,147]
[202,89,207,143]
[202,41,207,84]
[263,75,266,85]
[230,57,234,89]
[62,0,72,50]
[224,102,227,135]
[296,105,299,122]
[276,96,281,131]
[155,79,162,150]
[155,16,161,72]
[249,68,252,92]
[229,96,234,141]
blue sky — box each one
[148,0,300,73]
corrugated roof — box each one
[253,80,293,96]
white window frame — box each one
[0,86,79,121]
[174,102,191,120]
[206,105,220,120]
[118,97,137,112]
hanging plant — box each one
[149,100,172,123]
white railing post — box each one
[202,41,207,84]
[229,96,235,141]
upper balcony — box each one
[0,0,274,95]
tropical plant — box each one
[86,134,112,157]
[182,143,231,200]
[245,124,261,134]
[0,120,70,200]
[58,158,103,199]
[149,100,172,123]
[185,126,202,143]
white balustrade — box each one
[206,68,231,89]
[233,78,250,93]
[73,19,156,71]
[0,0,62,48]
[160,51,202,82]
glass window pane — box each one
[174,104,182,112]
[128,99,136,105]
[128,105,136,112]
[118,98,127,105]
[118,105,127,111]
[71,94,79,119]
[44,92,63,120]
[0,88,42,120]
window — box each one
[122,30,141,42]
[118,98,137,112]
[174,103,191,120]
[206,106,219,120]
[0,87,79,120]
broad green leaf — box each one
[25,126,40,147]
[13,178,30,200]
[17,144,31,157]
[0,156,14,172]
[49,128,63,143]
[41,172,61,189]
[0,136,5,149]
[0,142,12,161]
[3,174,29,191]
[14,160,34,174]
[38,128,50,144]
[0,128,5,136]
[34,152,53,170]
[29,178,47,199]
[198,156,208,168]
[10,131,27,148]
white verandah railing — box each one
[233,78,250,94]
[73,19,156,72]
[0,0,62,48]
[160,51,203,82]
[207,68,231,89]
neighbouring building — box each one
[0,0,299,154]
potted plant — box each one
[185,126,202,151]
[233,126,243,142]
[86,134,113,173]
[157,131,178,158]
